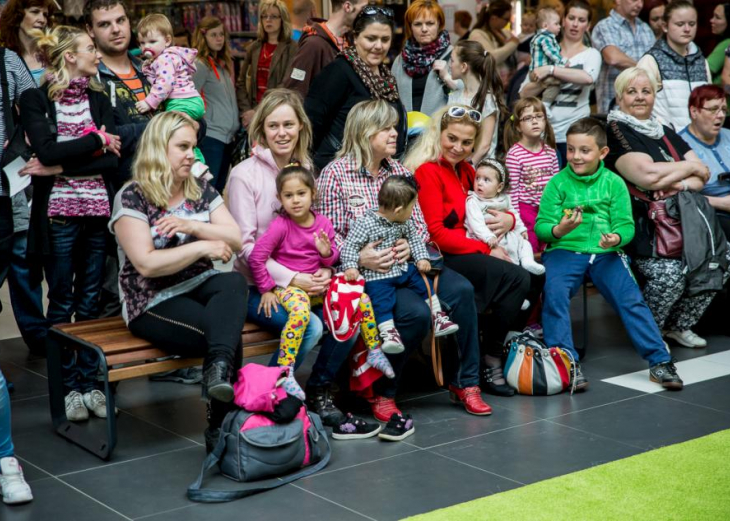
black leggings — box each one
[129,272,248,367]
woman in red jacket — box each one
[404,105,531,396]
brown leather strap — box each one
[661,134,682,162]
[421,272,443,387]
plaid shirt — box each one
[340,209,429,281]
[529,29,567,70]
[592,10,655,113]
[315,155,431,278]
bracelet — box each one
[550,65,555,76]
[681,179,689,191]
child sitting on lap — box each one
[341,176,459,354]
[535,118,683,393]
[530,7,568,107]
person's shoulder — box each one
[413,160,443,176]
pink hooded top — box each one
[143,46,200,109]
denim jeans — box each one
[198,136,235,194]
[246,286,324,370]
[0,231,48,351]
[44,217,107,393]
[0,369,14,458]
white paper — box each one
[2,156,30,197]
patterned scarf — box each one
[400,30,450,78]
[342,47,399,103]
[607,109,665,140]
[57,76,91,105]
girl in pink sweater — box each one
[248,166,394,399]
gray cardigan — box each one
[391,45,452,115]
[193,59,240,144]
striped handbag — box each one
[504,332,575,395]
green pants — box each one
[164,96,206,163]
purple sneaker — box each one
[331,413,381,440]
[378,413,415,441]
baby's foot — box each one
[521,258,545,275]
[367,347,395,379]
[433,311,459,337]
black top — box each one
[605,119,692,257]
[411,73,428,114]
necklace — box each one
[261,43,276,62]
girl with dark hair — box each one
[709,4,730,85]
[448,40,508,162]
[468,0,519,84]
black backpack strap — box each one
[187,412,331,503]
[0,48,15,138]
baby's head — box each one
[378,176,419,224]
[137,14,173,59]
[537,7,562,36]
[275,164,317,220]
[521,9,537,35]
[474,158,508,200]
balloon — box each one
[407,111,430,130]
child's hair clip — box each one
[510,114,515,121]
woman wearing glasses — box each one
[404,105,530,397]
[304,7,407,171]
[237,0,297,130]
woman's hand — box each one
[241,110,255,129]
[599,233,620,249]
[530,65,553,82]
[490,245,513,263]
[97,125,122,157]
[314,230,332,258]
[155,215,199,238]
[19,157,62,177]
[202,240,233,262]
[258,291,279,318]
[393,238,411,264]
[291,272,326,295]
[358,240,396,273]
[486,210,515,238]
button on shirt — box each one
[592,10,655,113]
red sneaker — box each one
[369,395,402,423]
[448,385,492,416]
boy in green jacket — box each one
[535,118,683,392]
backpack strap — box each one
[0,47,13,137]
[187,411,331,503]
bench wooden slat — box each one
[109,358,204,382]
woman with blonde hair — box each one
[112,111,247,453]
[192,16,239,192]
[236,0,297,129]
[19,25,121,423]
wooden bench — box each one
[47,317,279,460]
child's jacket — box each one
[143,46,200,109]
[535,161,635,254]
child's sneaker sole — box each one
[378,426,414,441]
[332,426,382,440]
[434,324,459,337]
[381,344,405,354]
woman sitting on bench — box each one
[111,111,248,451]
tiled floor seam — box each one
[134,503,199,520]
[54,475,134,520]
[414,418,546,451]
[299,447,423,479]
[653,392,730,416]
[289,483,379,520]
[542,393,648,421]
[429,451,526,486]
[1,357,48,379]
[54,446,200,479]
[543,418,649,451]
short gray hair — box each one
[614,67,658,101]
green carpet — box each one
[405,429,730,521]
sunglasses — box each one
[359,6,394,18]
[444,105,482,124]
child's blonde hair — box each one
[536,7,560,27]
[137,13,173,39]
[503,97,556,151]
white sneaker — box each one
[521,258,545,275]
[65,391,88,421]
[521,299,530,311]
[83,390,116,418]
[665,330,707,348]
[0,457,33,505]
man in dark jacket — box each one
[283,0,368,98]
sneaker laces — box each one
[87,390,105,408]
[67,391,84,409]
[374,396,400,417]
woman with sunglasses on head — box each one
[304,7,407,171]
[236,0,297,131]
[404,105,531,397]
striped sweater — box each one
[504,142,560,208]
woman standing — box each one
[305,7,407,171]
[391,0,452,117]
[0,0,55,85]
[192,16,239,193]
[710,4,730,85]
[468,0,519,86]
[236,0,297,130]
[20,26,121,421]
[640,0,667,40]
[637,0,710,130]
[521,0,602,167]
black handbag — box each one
[426,243,444,275]
[230,128,250,168]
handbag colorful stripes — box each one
[504,333,574,395]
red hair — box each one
[688,85,726,111]
[404,0,445,41]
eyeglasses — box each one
[444,105,482,123]
[261,14,281,20]
[519,113,546,124]
[359,6,395,19]
[700,105,728,116]
[73,46,98,54]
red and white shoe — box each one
[433,311,459,337]
[369,395,402,423]
[379,326,405,354]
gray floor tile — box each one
[655,375,730,414]
[1,359,49,402]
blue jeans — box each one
[0,369,14,457]
[365,264,430,323]
[44,217,107,393]
[542,249,671,366]
[198,136,234,194]
[556,142,567,170]
[0,231,48,351]
[247,286,324,370]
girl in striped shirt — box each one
[503,97,559,252]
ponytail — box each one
[454,40,508,124]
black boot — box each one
[305,385,345,427]
[202,361,234,402]
[480,366,515,396]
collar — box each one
[563,161,607,182]
[609,9,634,27]
[683,126,722,149]
[367,208,398,226]
[654,37,700,61]
[98,52,144,78]
[353,156,395,178]
[252,144,281,172]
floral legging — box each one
[274,286,380,366]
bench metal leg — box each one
[47,329,117,460]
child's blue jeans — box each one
[365,264,432,324]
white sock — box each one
[425,295,442,315]
[521,299,530,311]
[378,319,396,335]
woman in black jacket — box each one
[304,7,408,171]
[19,26,121,422]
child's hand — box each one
[521,232,528,240]
[344,268,360,281]
[599,233,620,249]
[313,230,332,258]
[487,236,499,248]
[258,291,279,319]
[416,259,431,273]
[135,100,152,114]
[553,208,583,238]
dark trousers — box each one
[198,136,235,194]
[0,197,12,308]
[365,263,431,324]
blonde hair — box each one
[33,25,103,101]
[536,7,560,27]
[337,100,399,170]
[257,0,292,42]
[403,105,482,172]
[132,111,201,208]
[503,97,556,150]
[137,13,173,39]
[248,88,312,164]
[614,66,658,100]
[192,16,234,77]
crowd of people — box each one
[2,0,730,506]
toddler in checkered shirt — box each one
[341,176,459,354]
[530,7,569,107]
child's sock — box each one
[521,299,531,311]
[281,366,305,401]
[483,354,506,386]
[366,347,395,378]
[378,319,405,354]
[520,256,545,275]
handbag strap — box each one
[0,48,13,138]
[420,272,443,387]
[187,412,332,503]
[661,135,682,162]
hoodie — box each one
[143,46,201,109]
